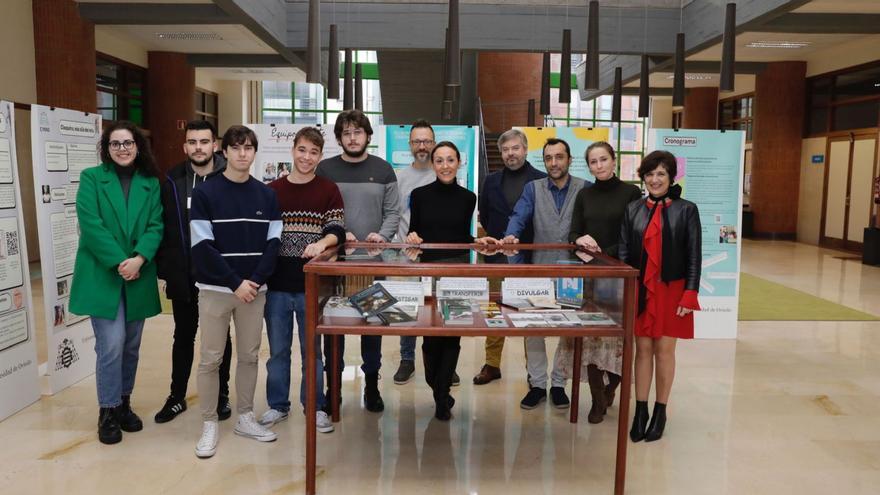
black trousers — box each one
[422,336,461,403]
[169,287,232,400]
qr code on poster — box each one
[6,230,19,256]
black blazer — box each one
[478,161,546,240]
[618,197,702,292]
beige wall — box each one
[217,80,246,132]
[95,27,148,68]
[805,35,880,77]
[1,2,38,262]
[195,70,219,93]
[797,137,827,245]
[1,0,36,104]
[649,97,673,129]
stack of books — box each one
[439,298,475,326]
[322,296,362,318]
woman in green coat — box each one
[69,121,163,445]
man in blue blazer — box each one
[473,128,546,385]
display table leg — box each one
[570,337,583,423]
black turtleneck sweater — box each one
[568,175,642,257]
[502,163,533,209]
[409,179,476,262]
[114,163,136,202]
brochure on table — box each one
[0,101,40,420]
[648,128,745,339]
[31,104,101,393]
[516,126,611,181]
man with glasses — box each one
[390,120,460,387]
[317,109,400,412]
[154,120,234,424]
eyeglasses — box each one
[410,139,435,147]
[341,128,365,139]
[109,140,136,151]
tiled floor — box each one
[2,240,879,494]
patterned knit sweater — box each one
[266,175,345,293]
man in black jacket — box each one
[154,120,233,423]
[473,128,546,385]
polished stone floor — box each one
[2,240,879,494]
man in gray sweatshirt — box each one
[316,109,400,413]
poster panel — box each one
[0,100,40,419]
[246,123,343,183]
[649,129,746,339]
[516,126,611,181]
[31,105,101,393]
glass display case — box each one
[303,242,639,495]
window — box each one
[806,61,880,136]
[96,54,147,126]
[261,51,383,125]
[718,94,754,142]
[195,88,218,129]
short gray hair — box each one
[497,129,528,151]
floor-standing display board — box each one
[30,105,101,393]
[0,101,40,419]
[649,129,746,339]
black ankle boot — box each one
[604,372,621,407]
[434,396,451,421]
[115,395,143,432]
[364,372,384,412]
[98,407,122,445]
[630,400,649,442]
[645,402,667,442]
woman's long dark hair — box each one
[99,120,159,177]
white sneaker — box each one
[234,412,278,442]
[316,410,334,433]
[258,408,289,427]
[195,421,219,458]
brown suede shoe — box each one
[472,364,502,385]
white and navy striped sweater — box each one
[190,174,282,293]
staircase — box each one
[485,133,504,173]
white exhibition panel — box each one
[30,105,101,394]
[0,100,40,420]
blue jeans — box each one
[265,290,326,412]
[400,336,417,362]
[90,296,145,408]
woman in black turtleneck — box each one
[567,141,641,425]
[406,141,475,420]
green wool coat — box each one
[69,163,164,321]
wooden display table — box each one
[303,242,638,494]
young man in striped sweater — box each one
[190,125,282,458]
[259,127,345,433]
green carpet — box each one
[738,272,879,321]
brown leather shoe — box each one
[472,364,502,385]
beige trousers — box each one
[197,290,266,421]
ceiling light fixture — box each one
[745,41,811,49]
[666,73,715,80]
[155,32,222,41]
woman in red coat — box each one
[619,150,702,442]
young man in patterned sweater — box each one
[259,127,345,434]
